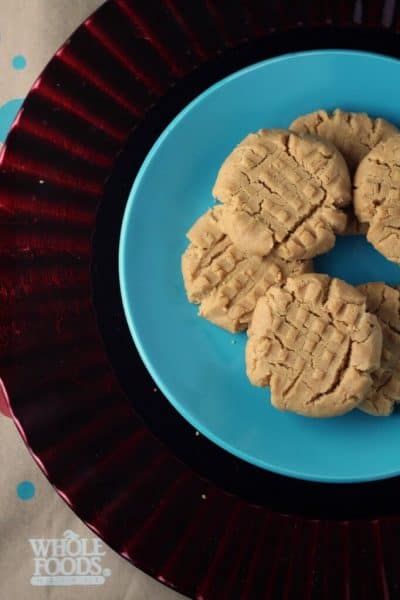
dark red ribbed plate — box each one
[3,1,400,598]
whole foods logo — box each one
[29,530,111,586]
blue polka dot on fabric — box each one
[12,55,27,70]
[16,481,35,500]
[0,98,24,143]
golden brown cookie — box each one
[354,134,400,262]
[366,204,400,263]
[291,109,398,236]
[212,129,351,260]
[290,109,398,173]
[246,274,382,417]
[182,206,312,333]
[358,283,400,416]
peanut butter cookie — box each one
[246,274,382,417]
[358,283,400,416]
[354,134,400,262]
[291,109,397,236]
[290,109,397,173]
[182,206,312,332]
[366,204,400,264]
[212,129,351,260]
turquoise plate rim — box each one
[119,49,400,484]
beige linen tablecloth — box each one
[0,2,186,598]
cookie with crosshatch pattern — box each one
[354,134,400,263]
[181,206,312,333]
[212,129,351,260]
[290,109,398,236]
[290,109,398,174]
[246,274,382,417]
[358,282,400,416]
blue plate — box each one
[119,50,400,483]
